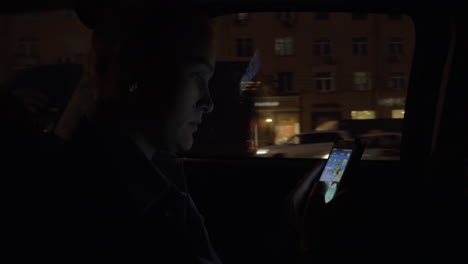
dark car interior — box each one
[1,0,467,263]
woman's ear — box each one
[129,82,139,94]
[93,42,125,108]
[84,48,98,102]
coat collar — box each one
[72,118,186,216]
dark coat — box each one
[24,120,221,263]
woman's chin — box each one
[176,135,194,153]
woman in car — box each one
[49,1,221,263]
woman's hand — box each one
[288,160,354,257]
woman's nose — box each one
[198,88,214,113]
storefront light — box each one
[351,110,376,120]
[255,102,280,107]
[392,109,405,119]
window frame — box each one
[17,38,39,58]
[315,72,335,92]
[236,13,249,24]
[390,72,405,90]
[350,110,377,120]
[353,72,372,91]
[352,37,368,55]
[236,38,254,57]
[314,38,331,56]
[389,37,404,56]
[275,37,294,56]
[275,72,294,93]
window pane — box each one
[237,13,249,21]
[246,39,253,56]
[3,11,413,161]
[315,45,321,56]
[286,38,293,55]
[353,44,359,55]
[392,109,405,119]
[324,45,331,55]
[236,39,243,56]
[362,44,368,55]
[316,80,322,91]
[325,80,331,91]
[277,72,293,92]
[351,111,376,120]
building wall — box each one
[214,12,414,134]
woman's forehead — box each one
[177,34,215,55]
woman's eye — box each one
[192,73,206,84]
[190,71,201,77]
[190,73,200,80]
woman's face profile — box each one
[134,21,216,153]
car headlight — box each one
[256,149,270,155]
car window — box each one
[0,11,414,160]
[194,12,414,160]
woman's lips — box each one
[189,122,200,132]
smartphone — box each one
[319,138,364,203]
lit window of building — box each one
[275,37,294,56]
[353,72,372,91]
[392,109,405,119]
[236,13,249,23]
[351,110,376,120]
[275,12,296,23]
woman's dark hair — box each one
[80,1,213,118]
